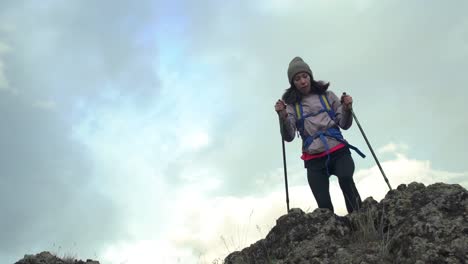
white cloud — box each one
[0,41,19,96]
[377,142,409,155]
[0,42,9,53]
[356,152,468,203]
[69,66,226,263]
[256,0,373,16]
[0,24,15,33]
[354,0,374,12]
[256,0,298,14]
[32,99,57,111]
[0,42,11,92]
[178,129,211,152]
[0,62,8,90]
[444,17,468,61]
[101,240,199,264]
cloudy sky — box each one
[1,1,467,263]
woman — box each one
[274,56,364,214]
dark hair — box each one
[281,78,330,104]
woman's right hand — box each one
[275,99,287,118]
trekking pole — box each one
[343,93,393,191]
[278,115,290,213]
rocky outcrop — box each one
[14,251,99,264]
[224,182,468,264]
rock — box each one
[224,182,468,264]
[14,251,100,264]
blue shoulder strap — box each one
[294,101,326,139]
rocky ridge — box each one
[14,251,99,264]
[224,182,468,264]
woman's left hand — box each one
[341,93,353,111]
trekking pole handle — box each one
[341,92,352,109]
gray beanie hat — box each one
[287,56,313,84]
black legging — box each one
[305,147,362,213]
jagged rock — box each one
[14,251,100,264]
[224,182,468,264]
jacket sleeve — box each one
[279,104,297,142]
[328,91,353,130]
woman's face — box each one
[293,72,311,95]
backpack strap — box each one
[309,128,366,175]
[319,94,337,121]
[294,93,336,138]
[294,102,326,139]
[294,94,366,175]
[294,102,303,119]
[294,102,304,138]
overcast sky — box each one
[1,1,468,263]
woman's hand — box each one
[341,93,353,111]
[274,99,287,118]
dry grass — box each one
[50,251,78,264]
[350,205,393,257]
